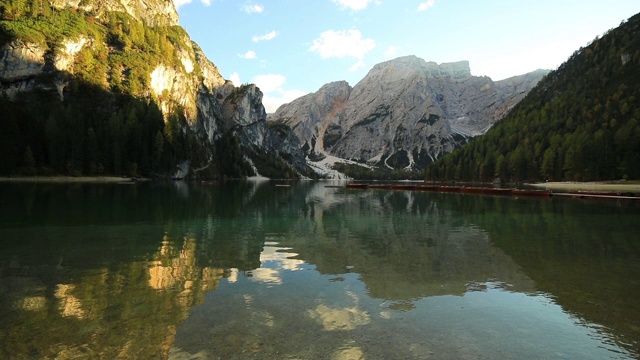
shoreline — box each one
[527,181,640,193]
[2,177,640,193]
[0,176,146,183]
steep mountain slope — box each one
[272,56,547,171]
[0,0,311,179]
[427,12,640,182]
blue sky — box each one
[174,0,640,112]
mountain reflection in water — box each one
[0,181,638,359]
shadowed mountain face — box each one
[272,56,547,170]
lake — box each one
[0,181,639,359]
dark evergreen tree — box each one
[426,12,640,182]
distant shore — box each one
[2,177,640,193]
[527,181,640,193]
[0,176,146,183]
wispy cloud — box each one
[417,0,435,11]
[252,74,286,93]
[173,0,211,8]
[229,72,241,86]
[252,30,278,42]
[252,74,307,113]
[242,3,264,14]
[309,29,376,71]
[333,0,379,11]
[173,0,191,8]
[239,50,257,59]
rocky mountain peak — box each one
[367,56,472,82]
[317,80,351,96]
[272,56,548,171]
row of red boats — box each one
[344,183,640,200]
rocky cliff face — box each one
[1,1,205,117]
[273,80,352,158]
[272,55,548,170]
[0,0,310,178]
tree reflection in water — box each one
[0,181,638,359]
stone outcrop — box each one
[219,85,310,175]
[0,40,46,81]
[0,0,203,121]
[0,38,82,100]
[272,55,548,170]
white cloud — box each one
[252,74,286,93]
[252,30,278,42]
[333,0,378,11]
[263,89,308,113]
[384,45,400,57]
[239,50,257,59]
[173,0,211,8]
[309,29,376,71]
[229,72,241,86]
[472,37,581,80]
[173,0,191,7]
[417,0,435,11]
[242,4,264,14]
[252,74,307,113]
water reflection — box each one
[0,181,638,359]
[287,186,538,303]
[0,225,225,358]
[308,291,371,331]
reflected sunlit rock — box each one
[54,284,85,319]
[17,296,46,311]
[332,345,365,360]
[308,304,370,331]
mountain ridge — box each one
[271,55,548,173]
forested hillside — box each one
[0,3,209,177]
[0,1,308,179]
[426,12,640,182]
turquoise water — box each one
[0,181,638,359]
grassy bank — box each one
[527,181,640,193]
